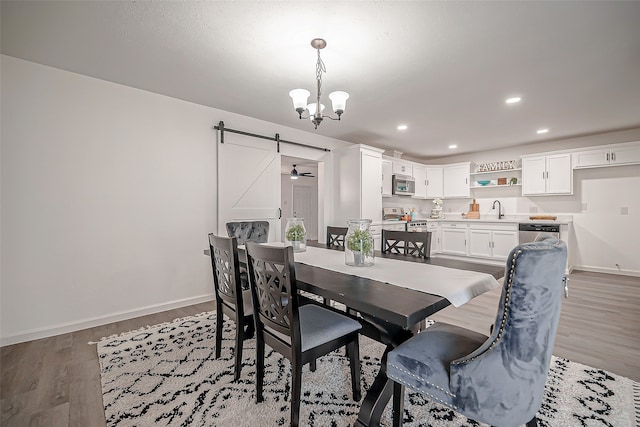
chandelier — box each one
[289,38,349,129]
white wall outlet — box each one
[529,206,538,213]
[620,207,629,215]
[581,202,588,211]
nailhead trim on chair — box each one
[388,374,460,410]
[388,363,456,397]
[451,248,523,365]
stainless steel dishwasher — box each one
[518,223,560,244]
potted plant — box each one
[284,218,307,252]
[345,219,374,266]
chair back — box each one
[208,233,245,315]
[449,235,567,425]
[382,229,432,258]
[226,221,270,245]
[245,242,301,347]
[326,226,348,248]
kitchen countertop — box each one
[413,215,573,225]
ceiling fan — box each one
[290,165,315,179]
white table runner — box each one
[293,246,500,307]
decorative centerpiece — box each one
[430,198,444,219]
[284,218,307,252]
[345,219,374,266]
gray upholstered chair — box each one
[387,235,568,427]
[225,221,270,245]
[245,242,362,427]
[225,221,270,290]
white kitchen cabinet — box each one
[392,161,413,177]
[427,222,441,254]
[468,224,518,261]
[440,222,468,255]
[522,153,572,195]
[443,162,471,198]
[361,150,384,221]
[382,159,393,197]
[412,165,427,199]
[426,166,444,198]
[573,141,640,168]
[335,144,384,225]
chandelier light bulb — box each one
[289,89,310,115]
[329,91,349,117]
[306,103,325,119]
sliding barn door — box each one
[217,133,281,241]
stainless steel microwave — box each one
[392,175,415,196]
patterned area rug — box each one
[96,311,639,426]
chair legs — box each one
[215,306,223,359]
[347,336,362,401]
[290,358,303,427]
[255,332,265,403]
[233,317,245,381]
[392,382,404,427]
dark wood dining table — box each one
[206,241,504,426]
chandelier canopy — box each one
[289,38,349,129]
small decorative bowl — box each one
[477,180,491,186]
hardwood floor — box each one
[1,271,638,426]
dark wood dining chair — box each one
[208,233,254,381]
[382,229,432,259]
[245,242,362,427]
[326,226,348,248]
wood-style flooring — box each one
[1,270,639,426]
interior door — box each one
[292,185,318,240]
[217,133,281,241]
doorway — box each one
[281,157,319,241]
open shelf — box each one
[471,168,521,176]
[471,183,522,189]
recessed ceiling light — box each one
[397,124,408,130]
[505,97,522,104]
[537,128,549,134]
[449,144,458,149]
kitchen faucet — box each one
[492,200,504,219]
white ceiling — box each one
[2,1,640,160]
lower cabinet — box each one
[468,224,518,261]
[440,223,468,256]
[427,222,441,254]
[440,221,518,261]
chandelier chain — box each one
[315,49,326,100]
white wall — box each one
[406,130,640,275]
[0,55,351,345]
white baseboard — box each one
[572,265,640,277]
[0,293,215,347]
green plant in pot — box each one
[345,220,374,266]
[284,218,306,252]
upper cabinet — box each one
[412,165,427,199]
[392,160,413,176]
[381,159,393,197]
[336,144,384,224]
[522,153,572,195]
[573,141,640,169]
[426,166,444,198]
[443,162,470,198]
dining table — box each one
[205,241,504,427]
